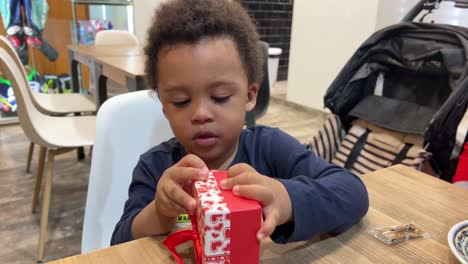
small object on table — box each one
[369,223,430,245]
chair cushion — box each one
[307,115,344,163]
[331,120,431,176]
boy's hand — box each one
[155,154,209,218]
[221,163,293,240]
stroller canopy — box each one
[324,22,468,181]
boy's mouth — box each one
[193,131,218,147]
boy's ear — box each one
[245,83,259,112]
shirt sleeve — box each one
[110,154,164,245]
[266,128,369,243]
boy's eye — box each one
[172,99,190,107]
[212,95,231,103]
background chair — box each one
[92,30,140,98]
[0,48,95,261]
[95,29,139,46]
[81,90,173,253]
[245,41,270,127]
[0,35,96,115]
[0,35,96,171]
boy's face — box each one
[157,37,258,169]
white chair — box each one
[0,35,96,116]
[95,29,139,46]
[81,90,173,253]
[0,48,95,261]
[0,35,96,172]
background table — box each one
[67,45,144,108]
[91,55,145,107]
[49,165,468,263]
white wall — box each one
[286,1,379,111]
[376,0,468,30]
[134,0,166,45]
[87,0,165,44]
[375,0,418,30]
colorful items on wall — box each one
[78,19,113,45]
[0,0,58,65]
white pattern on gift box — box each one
[194,172,231,263]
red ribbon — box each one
[163,217,203,264]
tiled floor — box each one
[0,82,329,263]
[258,81,330,143]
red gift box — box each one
[164,170,262,264]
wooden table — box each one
[49,165,468,263]
[67,45,144,107]
[91,56,146,107]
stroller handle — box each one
[402,0,468,22]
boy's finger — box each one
[156,192,186,217]
[227,163,256,177]
[169,166,209,182]
[220,172,262,190]
[183,180,194,195]
[177,154,208,170]
[257,211,280,240]
[165,183,197,212]
[166,200,187,215]
[231,184,272,205]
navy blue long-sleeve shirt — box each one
[111,125,369,245]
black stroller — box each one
[308,0,468,182]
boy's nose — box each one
[191,101,214,124]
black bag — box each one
[324,22,468,181]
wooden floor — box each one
[0,83,329,263]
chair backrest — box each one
[0,36,29,82]
[0,48,52,147]
[81,90,173,253]
[245,41,270,127]
[0,35,56,114]
[95,30,139,46]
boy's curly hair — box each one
[144,0,263,92]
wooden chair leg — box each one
[32,146,47,213]
[37,150,55,262]
[26,142,35,173]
